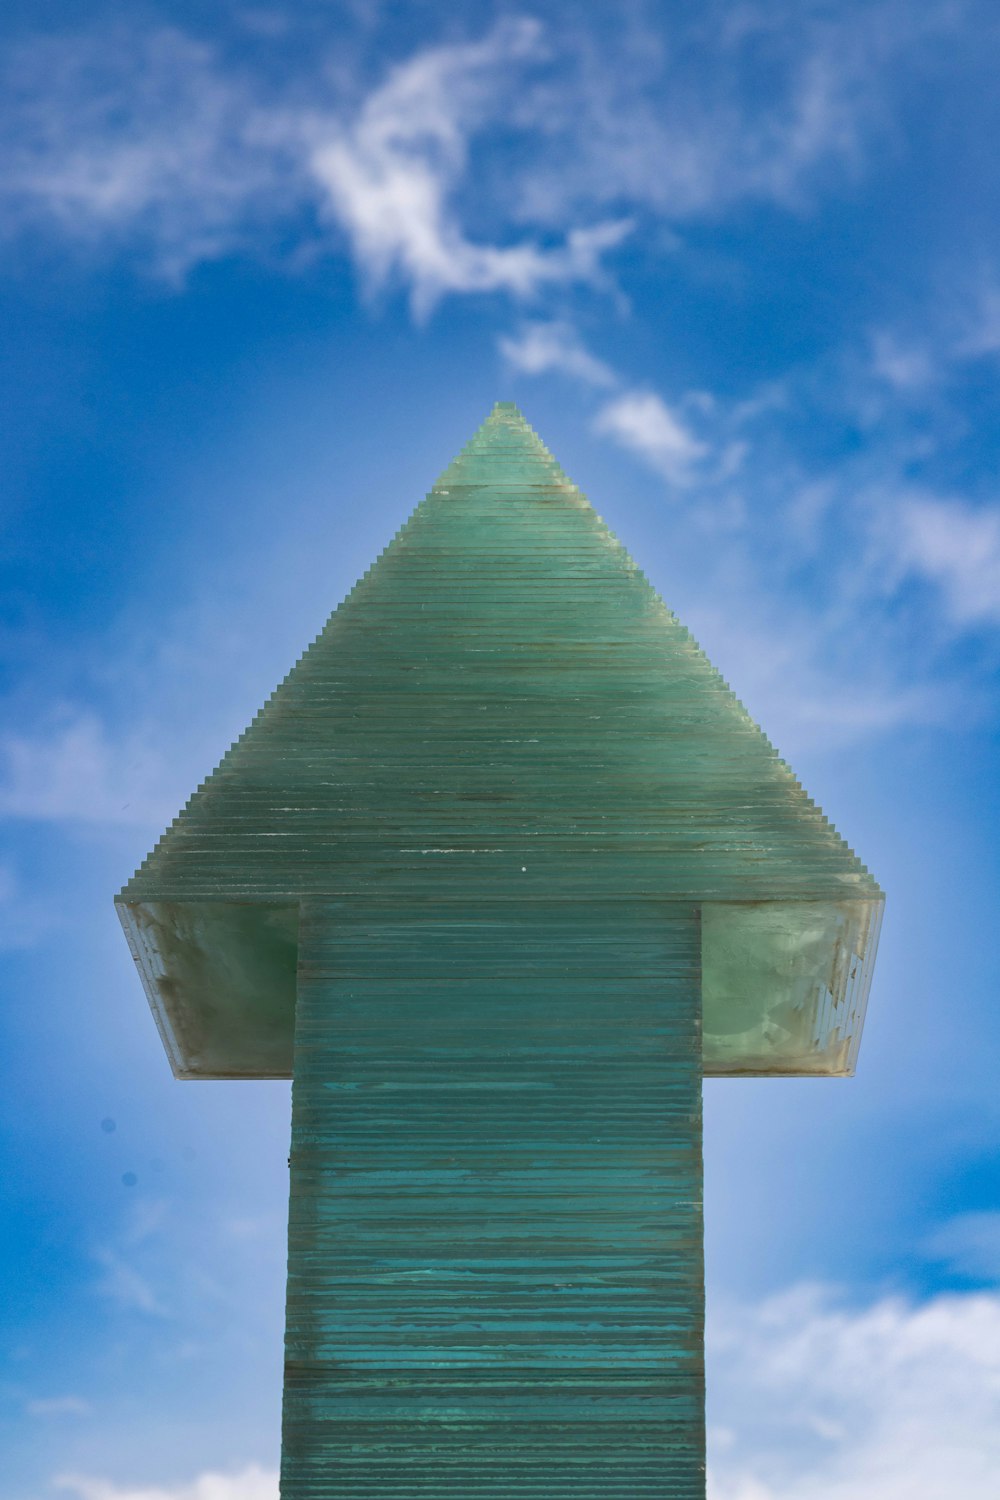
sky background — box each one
[2,2,1000,1496]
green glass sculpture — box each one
[118,403,882,1499]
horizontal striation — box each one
[123,407,880,908]
[281,898,705,1498]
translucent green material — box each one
[117,402,882,1500]
[283,899,704,1499]
[118,403,882,1080]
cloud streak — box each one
[0,710,177,827]
[0,12,892,302]
[595,389,711,486]
[305,20,630,314]
[499,322,729,489]
[0,20,629,305]
[893,496,1000,627]
[93,1248,170,1319]
[0,28,298,281]
[499,320,618,387]
[56,1468,278,1500]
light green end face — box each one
[116,894,882,1079]
[701,897,881,1075]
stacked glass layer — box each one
[284,898,705,1499]
[118,403,882,1080]
[118,403,882,1499]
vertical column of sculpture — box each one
[281,899,705,1499]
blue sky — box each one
[2,2,1000,1496]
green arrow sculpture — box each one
[118,403,882,1499]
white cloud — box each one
[595,389,709,485]
[682,603,961,754]
[864,270,1000,390]
[0,20,629,305]
[501,328,752,490]
[0,29,298,282]
[499,320,618,387]
[893,496,1000,626]
[870,331,936,391]
[707,1285,1000,1500]
[0,710,177,827]
[305,21,631,315]
[513,8,880,227]
[56,1467,278,1500]
[0,12,898,305]
[121,1198,171,1251]
[93,1248,169,1319]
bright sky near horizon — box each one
[2,3,1000,1497]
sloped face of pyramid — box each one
[118,403,881,1079]
[123,404,877,905]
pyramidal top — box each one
[118,403,882,1081]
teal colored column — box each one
[281,899,705,1499]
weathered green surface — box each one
[117,402,884,1500]
[283,899,704,1499]
[118,404,882,1080]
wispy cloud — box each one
[121,1199,171,1251]
[865,273,1000,396]
[499,320,618,387]
[0,710,176,827]
[0,10,900,303]
[93,1248,169,1319]
[595,389,711,486]
[500,321,744,488]
[0,20,629,305]
[707,1284,1000,1499]
[305,21,630,315]
[56,1467,277,1500]
[512,5,883,227]
[870,330,937,392]
[683,602,965,754]
[0,28,297,282]
[892,496,1000,627]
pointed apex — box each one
[484,401,535,432]
[432,401,575,494]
